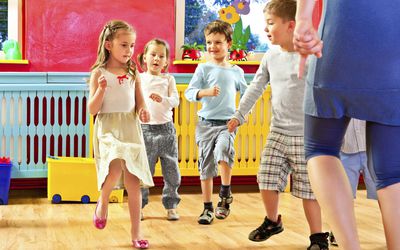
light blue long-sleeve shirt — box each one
[185,62,248,120]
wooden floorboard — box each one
[0,187,386,250]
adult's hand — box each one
[293,19,323,78]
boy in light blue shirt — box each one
[185,20,247,225]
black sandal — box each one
[248,215,284,242]
[307,232,330,250]
[198,208,214,225]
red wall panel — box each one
[1,0,322,73]
[23,0,175,72]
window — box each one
[175,0,271,61]
[0,0,21,53]
[0,1,7,50]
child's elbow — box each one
[88,104,98,116]
[88,109,97,116]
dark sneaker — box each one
[307,232,330,250]
[215,195,233,219]
[198,208,214,225]
[329,231,338,247]
[248,215,284,242]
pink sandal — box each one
[93,201,107,229]
[133,239,149,249]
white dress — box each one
[93,68,154,190]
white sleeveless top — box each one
[99,68,136,113]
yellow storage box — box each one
[47,156,124,203]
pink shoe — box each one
[133,239,149,249]
[93,201,107,229]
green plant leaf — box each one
[236,18,243,35]
[242,26,251,47]
[233,18,243,43]
[181,44,189,50]
[181,42,205,51]
[196,44,205,50]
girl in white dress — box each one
[88,20,153,249]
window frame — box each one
[174,0,185,61]
[175,0,265,62]
[1,0,22,54]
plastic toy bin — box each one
[0,157,12,205]
[47,156,124,204]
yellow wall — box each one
[155,85,272,176]
[90,85,272,177]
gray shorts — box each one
[195,119,236,180]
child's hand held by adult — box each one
[298,55,308,79]
[227,118,239,133]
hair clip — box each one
[104,24,113,32]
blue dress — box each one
[305,0,400,125]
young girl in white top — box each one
[88,20,153,249]
[137,39,181,221]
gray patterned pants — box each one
[141,122,181,209]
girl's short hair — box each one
[204,20,233,42]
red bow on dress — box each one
[117,74,128,85]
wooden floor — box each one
[0,186,386,250]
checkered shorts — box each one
[258,131,315,200]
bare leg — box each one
[308,155,360,250]
[124,168,142,241]
[302,199,322,234]
[96,159,123,219]
[377,182,400,249]
[219,161,232,186]
[201,178,213,202]
[260,190,279,222]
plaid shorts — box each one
[258,131,315,200]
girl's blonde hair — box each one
[91,20,137,78]
[137,38,170,72]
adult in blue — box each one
[293,1,400,249]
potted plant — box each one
[2,39,22,60]
[230,44,248,61]
[181,42,205,61]
[229,19,250,61]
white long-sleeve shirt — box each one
[341,119,366,154]
[140,72,179,124]
[233,48,307,136]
